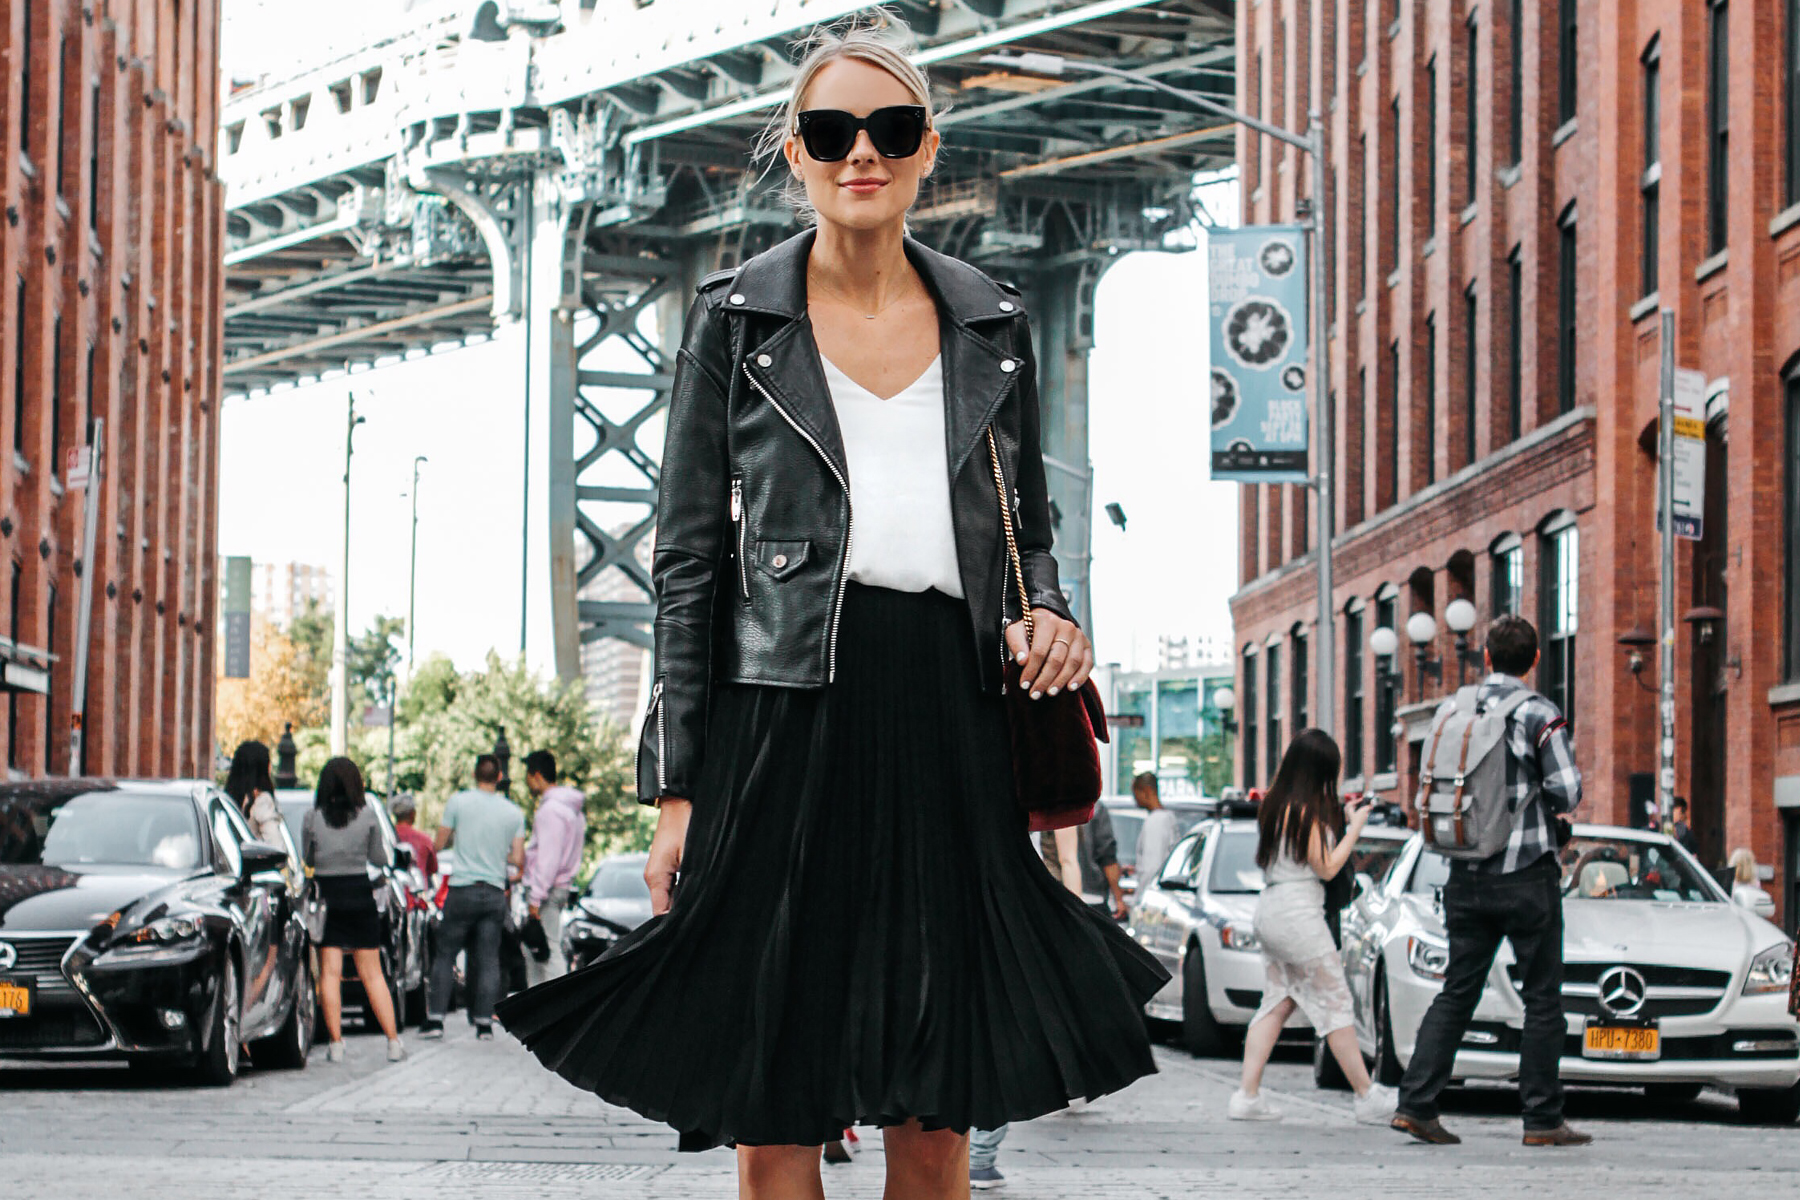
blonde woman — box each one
[498,17,1166,1195]
[1729,848,1773,910]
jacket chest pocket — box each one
[753,539,811,581]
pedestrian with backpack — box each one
[1392,614,1589,1148]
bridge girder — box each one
[218,1,1239,679]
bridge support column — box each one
[1025,258,1106,636]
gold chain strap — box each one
[986,428,1033,644]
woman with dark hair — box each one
[497,15,1165,1194]
[224,740,284,847]
[1231,729,1394,1124]
[301,756,404,1063]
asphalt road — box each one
[3,1021,1796,1198]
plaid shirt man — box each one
[1432,673,1583,874]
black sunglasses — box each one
[795,105,929,163]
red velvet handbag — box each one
[986,429,1110,833]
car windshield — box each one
[1560,836,1721,902]
[1350,838,1407,883]
[1208,828,1264,894]
[0,788,201,870]
[588,862,650,901]
[1109,810,1144,869]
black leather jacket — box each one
[634,230,1075,804]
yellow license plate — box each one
[1584,1023,1659,1060]
[0,978,31,1018]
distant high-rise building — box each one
[1157,633,1232,671]
[251,561,333,630]
[579,534,653,734]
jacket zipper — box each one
[730,476,749,601]
[991,426,1015,686]
[743,362,853,681]
[635,678,666,795]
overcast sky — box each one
[215,2,1243,676]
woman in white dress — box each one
[1230,728,1396,1124]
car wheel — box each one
[1737,1083,1800,1125]
[1644,1082,1704,1105]
[1180,946,1231,1058]
[1372,973,1405,1087]
[193,956,242,1087]
[1313,1035,1351,1091]
[254,952,314,1069]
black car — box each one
[561,853,652,972]
[0,779,313,1083]
[274,790,431,1027]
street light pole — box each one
[407,455,427,681]
[331,394,366,757]
[981,53,1336,736]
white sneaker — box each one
[1228,1089,1283,1121]
[325,1041,346,1063]
[387,1038,407,1063]
[1354,1083,1398,1125]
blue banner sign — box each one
[1208,225,1310,482]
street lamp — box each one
[1444,598,1482,686]
[406,455,427,681]
[984,49,1338,738]
[1617,625,1658,693]
[493,725,512,795]
[1406,611,1441,696]
[274,722,298,789]
[1212,686,1237,736]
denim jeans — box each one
[430,882,508,1026]
[1398,855,1566,1131]
[523,893,567,989]
[969,1125,1008,1171]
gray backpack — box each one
[1414,686,1536,861]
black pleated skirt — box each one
[496,583,1168,1148]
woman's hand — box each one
[1345,793,1373,835]
[644,799,692,916]
[1004,608,1095,699]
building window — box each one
[1559,0,1578,125]
[1424,313,1437,486]
[12,276,24,458]
[1326,166,1337,323]
[84,343,95,437]
[1386,341,1401,507]
[1789,0,1800,206]
[1425,57,1438,229]
[1493,535,1523,616]
[1356,133,1368,301]
[1507,247,1523,443]
[1345,606,1365,779]
[1540,518,1579,724]
[1466,16,1480,203]
[1248,51,1262,199]
[1293,629,1309,734]
[1786,370,1800,680]
[1389,95,1402,269]
[89,81,101,230]
[55,38,70,197]
[1464,282,1479,468]
[1374,592,1398,776]
[1558,211,1577,415]
[1266,641,1283,775]
[42,583,56,773]
[1508,0,1524,166]
[1642,40,1661,296]
[20,1,33,160]
[1243,649,1259,788]
[1706,2,1729,256]
[6,562,18,769]
[50,315,63,475]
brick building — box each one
[1,0,225,777]
[1228,0,1800,929]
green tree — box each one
[1198,729,1234,798]
[349,615,406,709]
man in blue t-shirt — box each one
[420,754,525,1039]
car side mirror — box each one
[1732,889,1777,919]
[239,840,289,878]
[393,843,414,871]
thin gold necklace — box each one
[808,272,907,320]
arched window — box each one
[1374,585,1399,777]
[1539,513,1580,722]
[1344,601,1366,781]
[1491,533,1523,617]
[1242,645,1259,788]
[1265,635,1283,777]
[1291,622,1309,735]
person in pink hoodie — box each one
[521,750,589,986]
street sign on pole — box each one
[222,556,252,680]
[1656,367,1707,542]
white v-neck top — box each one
[821,353,965,598]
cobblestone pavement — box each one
[3,1021,1796,1198]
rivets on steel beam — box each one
[111,317,122,332]
[177,611,187,626]
[155,599,165,614]
[0,517,12,537]
[78,278,90,296]
[131,587,142,604]
[139,337,149,354]
[161,369,171,383]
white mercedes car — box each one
[1338,825,1800,1123]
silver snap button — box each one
[771,553,788,569]
[1000,358,1017,373]
[729,293,746,305]
[998,300,1015,312]
[756,353,772,368]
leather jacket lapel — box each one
[742,316,848,483]
[941,318,1021,483]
